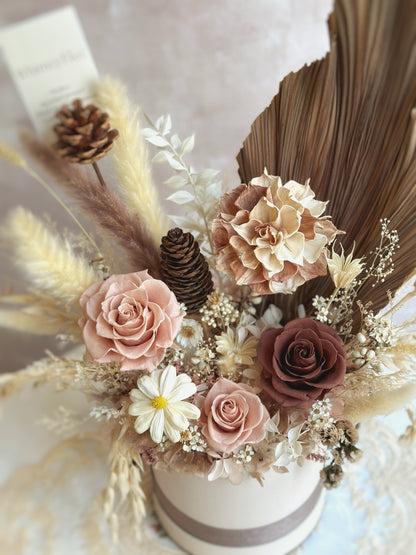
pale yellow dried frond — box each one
[0,356,77,399]
[343,383,416,423]
[327,243,364,289]
[400,408,416,443]
[0,292,81,337]
[0,141,27,168]
[104,427,147,543]
[95,76,169,242]
[4,207,100,305]
[0,309,67,335]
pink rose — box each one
[79,270,184,371]
[257,318,346,408]
[200,378,269,454]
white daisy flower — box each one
[128,365,200,444]
[175,318,204,349]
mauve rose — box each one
[257,318,346,408]
[200,378,269,454]
[79,270,184,371]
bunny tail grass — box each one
[3,207,100,305]
[95,76,169,242]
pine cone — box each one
[160,228,214,314]
[54,99,119,164]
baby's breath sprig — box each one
[233,445,255,464]
[314,220,399,340]
[200,290,239,330]
[366,219,399,285]
[180,425,207,453]
[307,400,361,489]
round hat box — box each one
[153,460,324,554]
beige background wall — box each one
[0,0,332,371]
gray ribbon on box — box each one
[153,477,323,547]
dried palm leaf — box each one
[237,0,416,326]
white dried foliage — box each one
[89,405,120,422]
[143,114,222,268]
[39,406,87,437]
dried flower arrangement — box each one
[0,0,415,545]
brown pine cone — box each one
[53,99,119,164]
[160,228,214,314]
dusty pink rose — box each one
[79,270,184,371]
[212,171,341,294]
[200,378,269,454]
[257,318,346,408]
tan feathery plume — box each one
[20,132,163,279]
[0,292,81,337]
[95,76,169,242]
[104,425,147,543]
[0,355,78,399]
[3,207,100,305]
[342,383,416,423]
[0,309,69,335]
[237,0,416,326]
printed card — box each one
[0,6,98,140]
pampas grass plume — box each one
[0,309,64,335]
[344,383,416,423]
[4,207,99,305]
[95,76,169,242]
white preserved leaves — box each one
[164,175,189,188]
[142,113,223,267]
[167,191,196,205]
[166,156,185,171]
[144,135,170,147]
[179,135,195,156]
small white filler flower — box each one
[128,365,200,443]
[175,318,204,348]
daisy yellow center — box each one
[182,326,196,338]
[152,396,167,409]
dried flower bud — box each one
[327,244,364,289]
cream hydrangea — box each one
[212,171,341,294]
[128,365,200,443]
